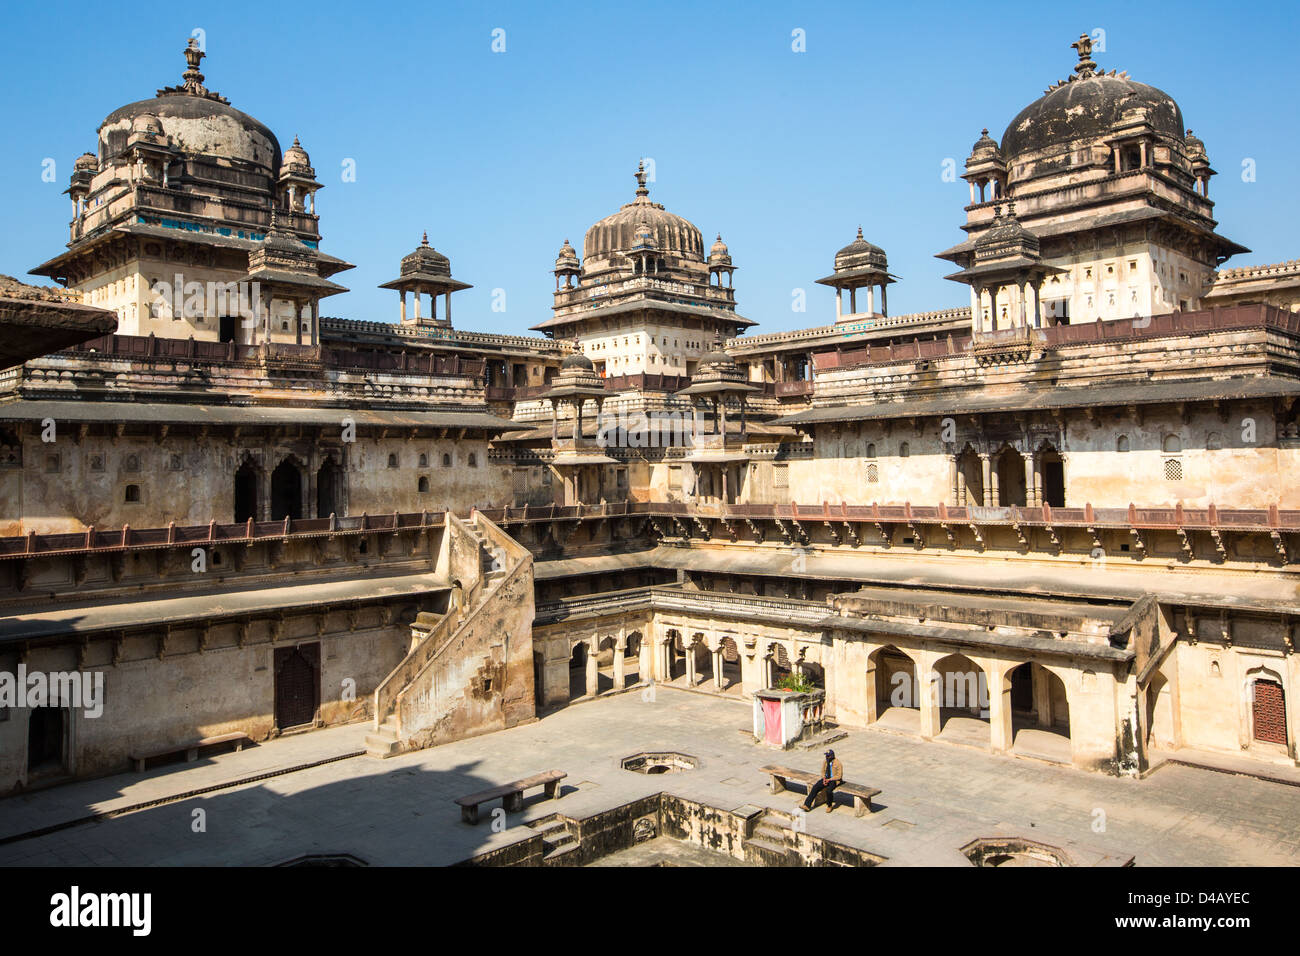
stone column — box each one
[1033,663,1053,727]
[713,645,725,691]
[917,650,940,739]
[399,291,406,323]
[980,453,992,507]
[613,639,626,691]
[989,662,1013,753]
[1025,452,1036,507]
[949,455,959,505]
[413,290,421,322]
[585,638,599,698]
[866,285,874,316]
[880,284,887,317]
[639,632,652,684]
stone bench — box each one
[760,764,881,817]
[131,731,251,773]
[454,770,567,825]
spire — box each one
[1070,33,1097,78]
[421,231,429,246]
[856,226,864,240]
[634,160,649,198]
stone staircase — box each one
[531,816,579,863]
[744,809,797,866]
[365,512,532,759]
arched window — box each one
[1162,435,1182,454]
[866,463,878,483]
[442,453,452,467]
[468,453,478,468]
[899,442,910,458]
[417,476,429,493]
[1116,435,1130,453]
[1206,431,1223,451]
[387,453,398,469]
[866,442,876,458]
[418,453,428,468]
[124,484,140,503]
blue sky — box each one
[2,0,1296,337]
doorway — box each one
[274,643,320,730]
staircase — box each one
[744,809,797,866]
[366,511,533,759]
[530,815,579,863]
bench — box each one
[131,731,251,773]
[760,764,881,817]
[454,770,567,825]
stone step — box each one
[753,823,787,843]
[543,837,579,861]
[744,836,792,866]
[530,817,567,835]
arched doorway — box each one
[234,460,259,523]
[719,636,741,692]
[271,459,304,521]
[994,446,1026,507]
[317,455,344,518]
[768,642,792,686]
[1006,662,1071,762]
[624,633,642,685]
[1145,671,1176,750]
[1248,672,1288,749]
[568,641,587,701]
[932,653,990,745]
[690,633,712,688]
[869,645,919,731]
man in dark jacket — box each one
[800,749,843,813]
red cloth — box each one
[763,699,782,745]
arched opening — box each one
[994,446,1026,507]
[624,632,642,685]
[1145,671,1175,750]
[1007,662,1071,762]
[958,447,983,506]
[1038,444,1065,508]
[316,456,343,518]
[719,636,741,692]
[417,476,430,493]
[869,645,919,731]
[1249,674,1288,748]
[271,459,304,521]
[124,484,140,503]
[273,643,320,730]
[234,460,259,523]
[27,707,66,773]
[932,653,990,744]
[597,637,617,693]
[768,642,791,686]
[568,641,588,701]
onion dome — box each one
[835,227,889,273]
[582,161,704,260]
[282,136,314,176]
[708,234,732,268]
[555,238,579,272]
[74,152,98,171]
[131,112,165,136]
[698,332,736,370]
[560,341,595,372]
[1001,34,1183,162]
[98,38,280,172]
[1184,129,1208,163]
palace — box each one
[1,35,1298,798]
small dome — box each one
[399,232,451,277]
[561,345,595,371]
[975,204,1040,260]
[555,238,579,271]
[630,219,658,252]
[697,332,736,370]
[1184,129,1208,164]
[834,227,888,273]
[708,234,732,268]
[131,112,165,135]
[969,128,999,158]
[283,135,312,169]
[74,152,98,171]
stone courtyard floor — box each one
[1,686,1298,866]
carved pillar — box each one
[585,637,599,698]
[713,645,725,691]
[685,639,697,686]
[980,453,993,507]
[1025,451,1037,507]
[949,454,960,505]
[613,639,626,691]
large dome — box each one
[583,162,704,261]
[98,40,280,173]
[1001,36,1183,161]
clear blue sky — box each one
[2,0,1296,337]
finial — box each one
[181,37,207,91]
[421,231,429,246]
[634,161,649,198]
[856,226,864,240]
[982,127,989,135]
[1071,33,1097,78]
[293,135,301,147]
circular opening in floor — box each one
[960,838,1070,867]
[621,752,698,774]
[275,853,368,867]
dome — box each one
[283,136,312,170]
[834,227,888,273]
[98,42,281,172]
[74,152,98,171]
[131,112,165,135]
[582,162,704,261]
[968,128,1000,161]
[399,232,451,277]
[555,238,579,271]
[974,204,1040,260]
[1000,37,1183,161]
[561,346,595,371]
[708,234,732,267]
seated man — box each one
[800,749,843,814]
